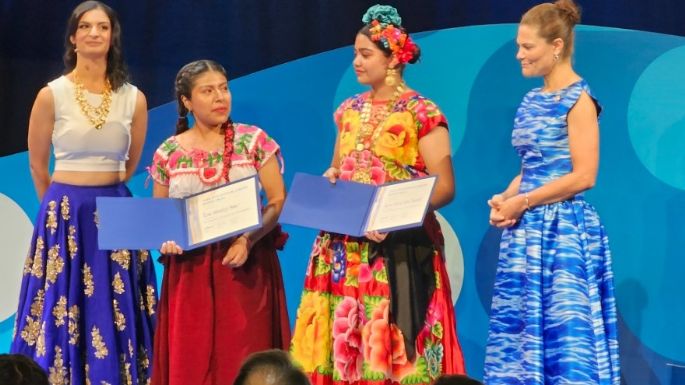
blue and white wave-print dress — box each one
[484,79,620,385]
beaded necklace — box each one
[350,83,405,183]
[354,82,405,152]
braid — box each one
[222,118,235,182]
[174,67,192,134]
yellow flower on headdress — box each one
[373,111,418,165]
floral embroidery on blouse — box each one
[334,91,447,185]
[149,123,282,196]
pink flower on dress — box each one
[339,150,386,185]
[358,263,373,283]
[361,299,414,378]
[332,297,365,381]
[189,149,209,168]
[167,150,183,169]
[414,101,429,124]
[425,304,443,326]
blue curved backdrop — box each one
[1,25,683,384]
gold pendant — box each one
[356,143,364,151]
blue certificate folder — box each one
[280,172,436,237]
[97,175,262,250]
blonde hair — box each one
[521,0,581,58]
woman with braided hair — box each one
[484,0,620,383]
[149,60,291,385]
[290,5,465,384]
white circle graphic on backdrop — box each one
[435,212,464,304]
[0,194,33,321]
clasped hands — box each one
[488,193,527,228]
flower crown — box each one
[362,5,418,64]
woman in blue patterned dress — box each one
[11,2,157,384]
[484,1,620,384]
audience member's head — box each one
[0,354,48,385]
[233,349,310,385]
[433,374,484,385]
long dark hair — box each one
[63,1,128,90]
[174,60,228,134]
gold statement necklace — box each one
[350,82,405,183]
[73,71,112,129]
[354,82,406,152]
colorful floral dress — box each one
[484,80,620,384]
[149,123,291,385]
[290,91,466,385]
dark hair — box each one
[433,374,484,385]
[521,0,581,59]
[174,59,228,134]
[63,1,128,90]
[233,349,310,385]
[357,23,421,65]
[0,354,49,385]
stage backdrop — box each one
[1,23,684,385]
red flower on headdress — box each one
[396,37,417,64]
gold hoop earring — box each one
[385,68,398,87]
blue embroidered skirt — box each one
[11,182,157,385]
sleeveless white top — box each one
[48,75,139,172]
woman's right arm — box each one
[27,87,55,201]
[323,133,341,183]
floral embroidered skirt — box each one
[290,215,466,385]
[11,182,158,385]
[152,228,291,385]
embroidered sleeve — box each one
[409,96,448,139]
[333,97,356,131]
[249,127,283,172]
[148,139,176,186]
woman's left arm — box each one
[497,91,599,221]
[419,125,455,210]
[124,90,148,181]
[248,156,285,243]
[222,156,285,267]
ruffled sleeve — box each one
[148,137,176,186]
[238,125,283,173]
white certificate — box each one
[365,176,437,232]
[185,176,262,246]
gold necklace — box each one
[73,71,112,129]
[355,83,405,152]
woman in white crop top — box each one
[10,3,157,384]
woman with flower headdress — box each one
[290,4,466,384]
[10,2,157,384]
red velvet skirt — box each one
[152,229,291,385]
